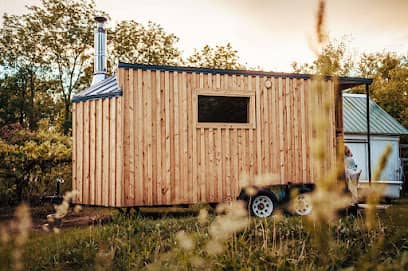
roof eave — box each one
[118,62,373,86]
[72,92,122,103]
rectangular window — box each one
[198,96,249,123]
[194,90,255,129]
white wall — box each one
[344,134,402,183]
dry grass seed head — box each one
[316,0,327,45]
[190,255,206,268]
[0,226,10,244]
[14,204,32,246]
[53,227,61,234]
[95,246,115,271]
[12,204,32,271]
[205,201,249,255]
[41,223,50,232]
[210,201,248,240]
[205,239,224,256]
[198,208,209,225]
[74,205,82,214]
[176,230,195,250]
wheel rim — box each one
[252,195,274,217]
[294,194,312,216]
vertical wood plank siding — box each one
[117,68,337,206]
[72,95,124,206]
[73,68,338,206]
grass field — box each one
[1,197,408,271]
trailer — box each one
[71,17,372,217]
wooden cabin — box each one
[71,62,372,207]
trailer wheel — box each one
[292,193,313,216]
[250,191,277,218]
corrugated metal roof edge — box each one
[118,62,373,85]
[72,92,122,102]
[73,76,115,96]
[345,132,408,136]
[342,94,408,135]
[79,77,117,97]
[369,99,408,134]
[72,75,123,103]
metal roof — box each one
[118,62,372,90]
[343,93,408,135]
[71,76,122,103]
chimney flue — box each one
[92,16,107,85]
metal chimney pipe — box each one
[92,16,107,85]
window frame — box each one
[193,89,256,129]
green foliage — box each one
[111,20,182,66]
[0,72,61,130]
[0,10,57,130]
[187,43,244,70]
[291,38,354,76]
[0,0,102,134]
[292,40,408,130]
[357,52,408,128]
[26,0,103,134]
[0,120,71,205]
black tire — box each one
[291,193,313,216]
[249,190,278,218]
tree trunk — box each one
[28,72,37,130]
[16,175,29,203]
[63,101,72,135]
[18,79,27,127]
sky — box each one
[0,0,407,72]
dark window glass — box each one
[198,95,249,123]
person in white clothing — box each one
[344,145,362,205]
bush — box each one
[0,120,71,206]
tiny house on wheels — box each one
[72,17,373,217]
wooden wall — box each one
[118,68,337,206]
[72,96,124,206]
[73,68,337,207]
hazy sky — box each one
[1,0,407,71]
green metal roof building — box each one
[343,93,408,199]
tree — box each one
[110,20,182,66]
[357,52,408,127]
[0,73,58,129]
[0,0,102,134]
[25,0,103,134]
[291,37,408,129]
[0,0,246,136]
[291,38,354,76]
[0,12,50,130]
[187,43,244,69]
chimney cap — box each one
[94,16,107,23]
